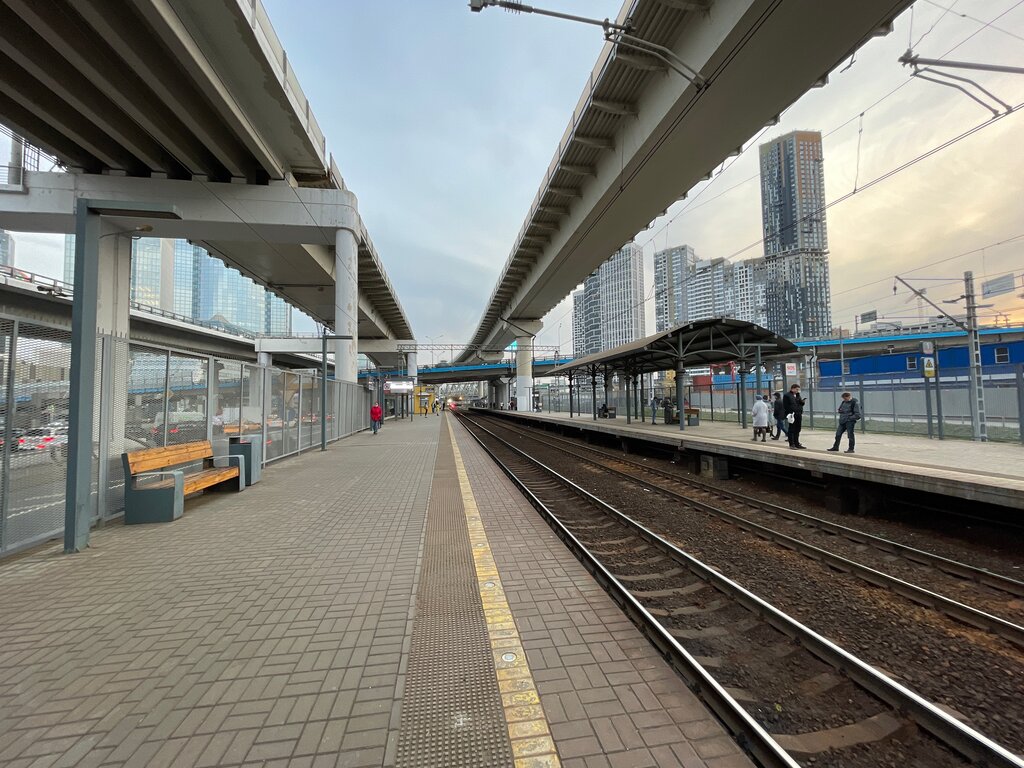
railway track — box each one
[455,411,1024,768]
[474,413,1024,639]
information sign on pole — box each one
[982,273,1015,298]
[785,362,798,376]
[922,356,936,378]
[859,310,878,324]
[921,341,934,355]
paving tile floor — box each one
[0,413,756,768]
[0,420,439,768]
[450,417,755,768]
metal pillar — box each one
[924,372,934,439]
[334,228,359,382]
[934,357,944,440]
[65,199,180,553]
[675,360,685,432]
[1017,365,1024,445]
[739,366,748,429]
[591,370,597,420]
[625,375,632,424]
[964,271,988,441]
[568,373,574,418]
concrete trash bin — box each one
[229,436,262,486]
[687,414,700,427]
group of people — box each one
[750,384,861,453]
[370,397,449,434]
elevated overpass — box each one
[459,0,910,372]
[0,0,413,379]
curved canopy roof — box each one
[547,318,797,377]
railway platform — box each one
[488,410,1024,514]
[0,414,752,768]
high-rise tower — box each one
[758,130,832,338]
[571,243,645,355]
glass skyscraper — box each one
[63,234,292,336]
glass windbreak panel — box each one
[5,323,72,550]
[165,353,208,447]
[282,372,300,455]
[300,375,318,450]
[240,364,264,451]
[126,347,168,448]
[265,369,285,460]
[327,380,337,440]
[212,361,241,455]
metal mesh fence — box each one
[2,323,72,552]
[0,318,374,555]
[537,371,1023,441]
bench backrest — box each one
[125,441,213,475]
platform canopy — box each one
[547,318,798,377]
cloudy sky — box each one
[5,0,1023,349]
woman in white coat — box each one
[751,394,770,442]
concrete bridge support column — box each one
[95,227,133,521]
[515,336,533,412]
[495,380,508,409]
[334,228,359,382]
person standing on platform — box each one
[370,402,382,435]
[751,394,770,442]
[650,395,659,425]
[783,384,806,449]
[827,392,861,454]
[772,392,787,441]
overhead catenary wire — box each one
[522,1,1024,350]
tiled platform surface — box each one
[491,410,1024,511]
[450,417,754,768]
[0,414,752,767]
[0,422,437,768]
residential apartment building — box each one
[571,243,645,355]
[758,130,832,339]
[571,289,585,358]
[653,244,696,332]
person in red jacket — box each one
[370,402,383,435]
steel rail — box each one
[454,415,800,768]
[457,412,1024,768]
[483,414,1024,597]
[479,415,1024,649]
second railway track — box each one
[455,411,1024,768]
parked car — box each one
[20,427,69,456]
[0,428,24,452]
[149,411,207,446]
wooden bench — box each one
[122,440,244,524]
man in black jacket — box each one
[827,392,861,453]
[771,392,787,441]
[782,384,806,449]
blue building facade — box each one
[810,330,1024,383]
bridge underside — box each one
[461,0,910,360]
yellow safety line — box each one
[446,419,560,768]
